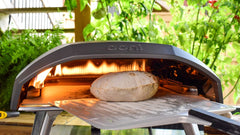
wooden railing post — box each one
[74,0,91,42]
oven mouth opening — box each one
[19,58,216,108]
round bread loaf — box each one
[90,71,159,101]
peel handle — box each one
[0,111,20,119]
[189,108,240,135]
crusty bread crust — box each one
[90,71,159,101]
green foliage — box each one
[234,112,240,115]
[83,0,159,42]
[65,0,90,18]
[0,28,64,110]
[64,0,77,11]
[71,0,240,103]
[102,128,149,135]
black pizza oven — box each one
[11,41,222,110]
[10,41,240,135]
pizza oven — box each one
[10,42,240,135]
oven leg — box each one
[32,110,62,135]
[91,126,101,135]
[182,123,201,135]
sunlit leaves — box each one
[81,0,157,41]
[64,0,77,11]
[80,0,89,12]
[0,29,64,110]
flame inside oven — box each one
[31,59,146,88]
[29,68,52,88]
[55,59,146,76]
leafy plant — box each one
[0,28,64,110]
[85,0,162,41]
[102,128,149,135]
[234,112,240,115]
[68,0,240,103]
[167,0,240,103]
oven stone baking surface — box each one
[50,94,235,130]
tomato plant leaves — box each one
[0,28,64,110]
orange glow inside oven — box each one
[21,58,216,107]
[31,59,146,88]
[54,59,146,76]
[29,68,52,88]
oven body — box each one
[11,41,223,111]
[11,41,240,135]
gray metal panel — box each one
[49,94,234,130]
[171,47,222,103]
[11,41,222,110]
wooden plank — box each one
[154,0,170,12]
[0,125,32,135]
[204,126,229,135]
[13,28,75,33]
[0,7,68,14]
[74,0,91,42]
[153,12,172,23]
